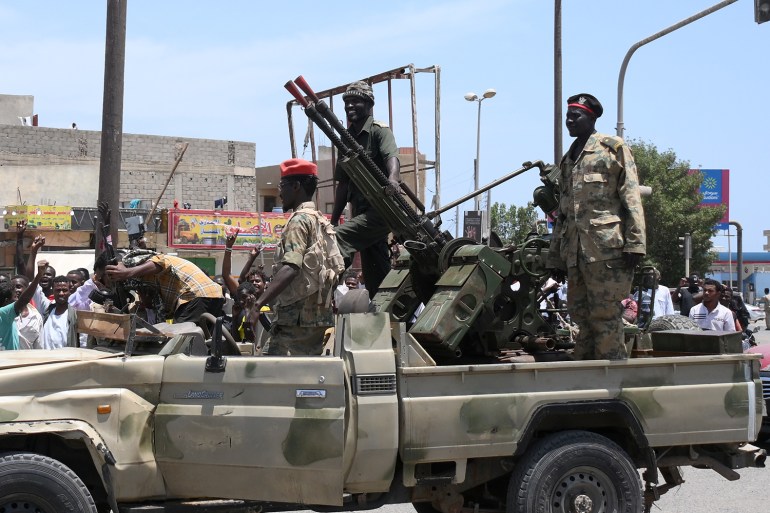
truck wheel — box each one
[647,314,700,332]
[507,430,642,513]
[0,452,97,513]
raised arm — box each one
[238,243,263,284]
[15,220,27,276]
[16,259,47,315]
[222,229,240,297]
[24,235,45,281]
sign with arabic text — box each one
[2,205,72,231]
[167,209,336,250]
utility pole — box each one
[553,0,562,163]
[98,0,128,252]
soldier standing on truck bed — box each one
[331,81,400,298]
[252,159,337,356]
[546,93,646,360]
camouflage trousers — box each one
[262,324,328,356]
[567,256,633,360]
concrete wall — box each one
[0,125,256,211]
[0,95,34,125]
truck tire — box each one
[507,430,642,513]
[0,452,97,513]
[647,314,700,332]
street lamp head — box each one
[482,88,496,99]
[464,92,478,102]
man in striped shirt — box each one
[688,279,734,332]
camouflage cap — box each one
[343,81,375,105]
[567,93,603,118]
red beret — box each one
[280,158,317,178]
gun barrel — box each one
[284,80,310,108]
[294,75,320,103]
[427,161,545,218]
[285,81,353,157]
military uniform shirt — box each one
[547,132,646,268]
[334,116,399,214]
[272,201,334,328]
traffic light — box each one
[757,0,770,24]
[678,233,692,259]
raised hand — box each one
[97,200,111,225]
[225,227,240,248]
[31,235,45,251]
[16,220,27,237]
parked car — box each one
[747,344,770,439]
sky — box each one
[1,0,768,251]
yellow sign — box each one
[2,205,72,231]
[168,209,317,250]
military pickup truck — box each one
[0,311,765,513]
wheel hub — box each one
[550,467,615,513]
[573,494,593,513]
[0,500,45,513]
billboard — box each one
[2,205,72,231]
[167,209,336,250]
[693,169,729,230]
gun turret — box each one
[285,77,570,362]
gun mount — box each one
[285,76,568,363]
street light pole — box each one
[616,0,738,138]
[465,89,496,236]
[474,99,482,211]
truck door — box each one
[155,353,346,506]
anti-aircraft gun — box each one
[286,77,569,363]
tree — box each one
[629,140,725,286]
[490,201,540,246]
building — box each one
[709,251,770,304]
[1,94,428,277]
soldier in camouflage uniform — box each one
[546,94,646,360]
[331,81,400,298]
[253,159,334,356]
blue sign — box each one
[696,169,729,230]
